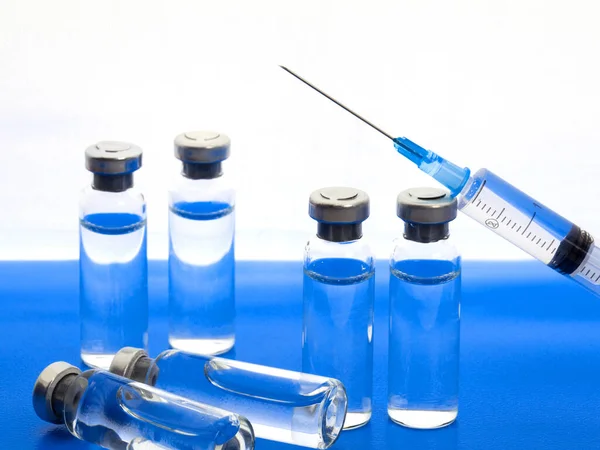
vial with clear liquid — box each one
[388,187,461,429]
[80,141,148,369]
[169,131,235,355]
[109,347,347,449]
[33,362,254,450]
[302,187,375,430]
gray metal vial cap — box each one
[109,347,149,378]
[397,187,457,224]
[32,362,81,424]
[309,187,370,224]
[174,131,231,164]
[85,141,143,175]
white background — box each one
[1,0,599,261]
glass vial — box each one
[80,141,148,369]
[302,187,375,430]
[33,362,254,450]
[109,347,347,449]
[388,187,461,429]
[169,131,235,355]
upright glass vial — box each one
[169,131,235,355]
[109,347,347,449]
[388,187,461,429]
[303,187,375,430]
[80,141,148,369]
[33,362,254,450]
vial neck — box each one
[129,356,158,385]
[182,162,222,180]
[51,373,79,421]
[93,174,133,192]
[404,222,449,243]
[317,223,362,242]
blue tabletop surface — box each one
[2,260,600,450]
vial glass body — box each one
[62,370,254,450]
[168,173,235,355]
[302,236,375,429]
[79,185,148,369]
[132,349,346,449]
[388,234,461,428]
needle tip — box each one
[278,65,396,142]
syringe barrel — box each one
[573,244,600,296]
[458,168,600,296]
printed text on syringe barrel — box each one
[459,168,597,284]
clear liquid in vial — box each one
[80,213,148,369]
[169,201,235,355]
[303,258,374,430]
[388,259,460,429]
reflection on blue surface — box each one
[5,260,600,449]
[34,428,88,450]
[386,421,458,450]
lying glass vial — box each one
[110,347,347,449]
[33,362,254,450]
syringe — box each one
[281,66,600,297]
